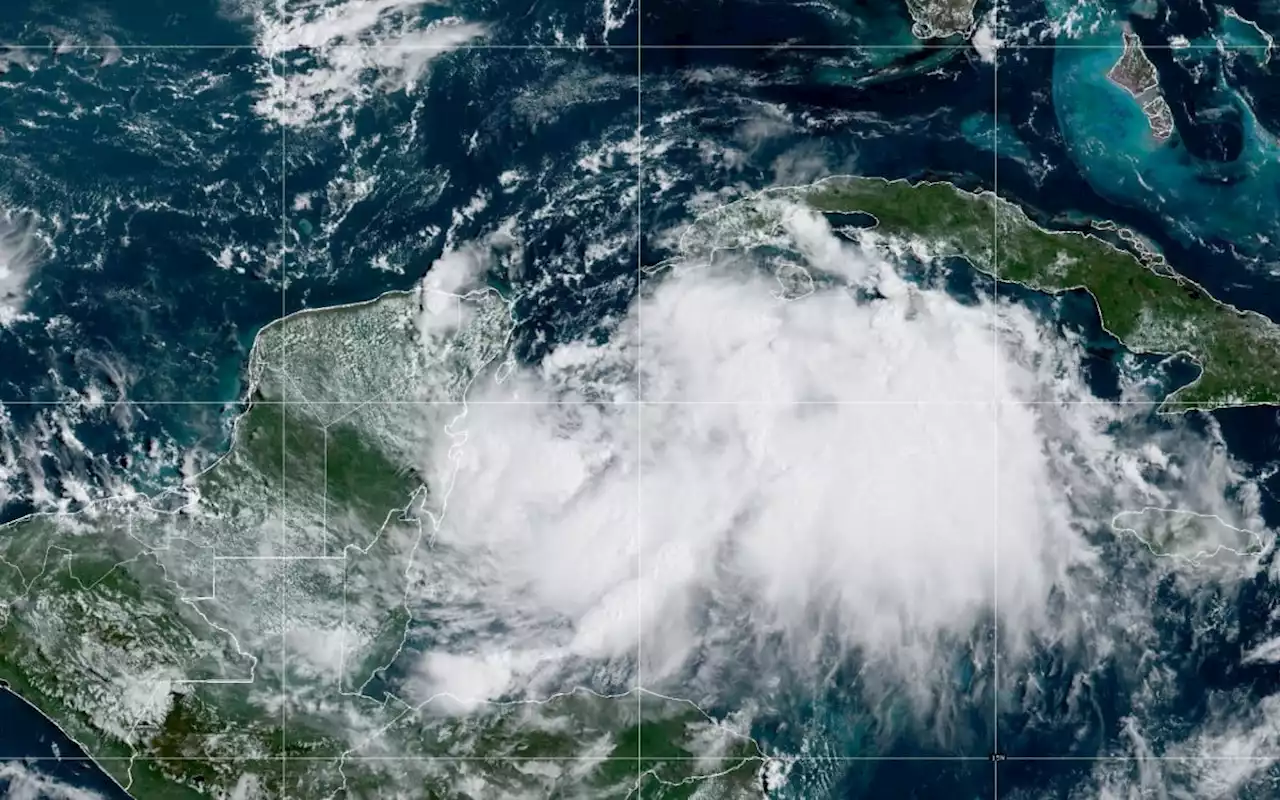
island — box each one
[5,174,1280,798]
[1111,508,1263,564]
[679,175,1280,409]
[808,177,1280,407]
[1107,30,1174,140]
[1220,7,1274,65]
[903,0,976,39]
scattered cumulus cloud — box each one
[0,763,108,800]
[250,0,486,127]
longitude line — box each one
[278,52,289,799]
[0,25,1268,800]
[992,27,1002,800]
[22,29,1267,798]
[636,4,646,795]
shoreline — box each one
[0,289,424,800]
[0,684,134,799]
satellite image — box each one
[2,0,1280,798]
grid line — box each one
[5,17,1279,798]
[992,34,1001,800]
[0,399,1259,406]
[0,43,1269,49]
[278,52,290,799]
[988,35,998,788]
[636,3,646,794]
[12,754,1280,762]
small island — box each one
[903,0,977,39]
[1221,7,1274,65]
[1107,30,1174,140]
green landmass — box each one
[14,173,1244,798]
[0,288,764,799]
[597,708,763,799]
[803,176,1280,409]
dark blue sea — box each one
[4,0,1280,796]
[0,687,130,799]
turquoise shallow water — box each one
[961,111,1036,163]
[5,0,1280,798]
[1050,7,1280,267]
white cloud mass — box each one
[0,207,48,327]
[405,201,1269,760]
[250,0,486,128]
[0,763,107,800]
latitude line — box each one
[2,754,1278,763]
[0,43,1271,50]
[7,21,1277,798]
[0,400,1258,406]
[278,52,289,799]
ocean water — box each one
[4,0,1280,797]
[0,687,131,799]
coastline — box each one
[801,175,1280,412]
[0,284,441,798]
[0,684,133,800]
